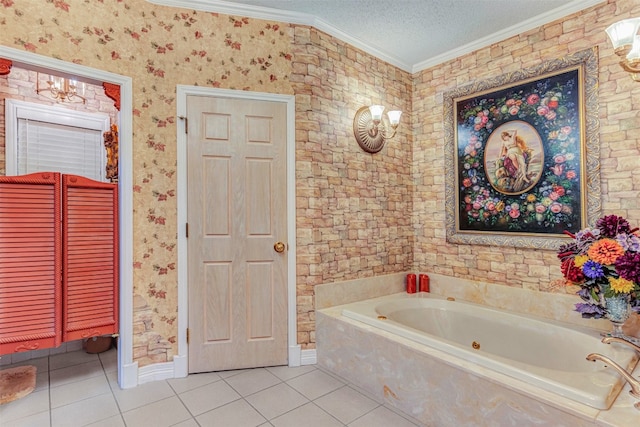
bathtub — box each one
[333,293,638,411]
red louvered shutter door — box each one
[62,175,118,342]
[0,172,62,354]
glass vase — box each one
[604,294,631,337]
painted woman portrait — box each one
[485,121,543,195]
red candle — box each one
[419,274,430,293]
[406,273,417,294]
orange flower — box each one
[587,238,625,265]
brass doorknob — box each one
[274,241,286,253]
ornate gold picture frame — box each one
[443,48,600,250]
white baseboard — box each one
[288,344,302,367]
[173,354,188,378]
[123,348,314,389]
[119,361,139,389]
[137,361,176,385]
[301,349,317,365]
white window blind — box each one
[5,99,110,182]
[17,119,104,181]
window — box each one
[5,99,110,182]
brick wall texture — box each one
[411,0,640,297]
[291,26,414,347]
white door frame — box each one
[0,46,137,388]
[175,86,300,373]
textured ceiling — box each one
[150,0,605,72]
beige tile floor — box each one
[0,348,423,427]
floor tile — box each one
[167,371,221,394]
[51,393,119,427]
[285,369,345,400]
[85,414,126,427]
[170,419,199,427]
[0,389,50,423]
[270,402,343,427]
[315,385,379,424]
[179,378,240,416]
[266,365,317,381]
[49,360,105,388]
[348,406,420,427]
[50,374,111,408]
[0,349,427,427]
[224,368,281,396]
[216,369,250,379]
[35,371,50,393]
[8,352,36,365]
[122,396,191,427]
[98,349,118,373]
[2,356,49,372]
[49,350,99,371]
[1,410,51,427]
[245,382,309,420]
[111,377,176,412]
[196,398,267,427]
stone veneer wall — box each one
[413,0,640,295]
[291,26,413,348]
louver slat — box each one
[62,175,118,341]
[0,172,62,354]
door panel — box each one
[188,95,288,372]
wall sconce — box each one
[37,73,86,103]
[605,18,640,82]
[353,105,402,153]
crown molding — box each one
[147,0,606,74]
[146,0,412,71]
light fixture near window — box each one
[605,17,640,82]
[353,105,402,153]
[37,73,86,104]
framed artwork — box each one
[443,48,600,249]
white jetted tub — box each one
[337,293,638,410]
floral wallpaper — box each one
[1,0,294,366]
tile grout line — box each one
[48,353,53,427]
[99,351,127,427]
[171,378,208,426]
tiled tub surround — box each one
[316,273,640,426]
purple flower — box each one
[575,302,606,319]
[597,214,631,238]
[582,260,604,279]
[615,252,640,284]
[616,233,640,252]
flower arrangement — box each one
[557,214,640,318]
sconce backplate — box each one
[353,106,385,153]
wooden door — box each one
[0,172,62,354]
[187,95,288,372]
[62,174,119,342]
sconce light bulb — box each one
[627,35,640,62]
[387,110,402,127]
[606,18,640,50]
[369,105,385,123]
